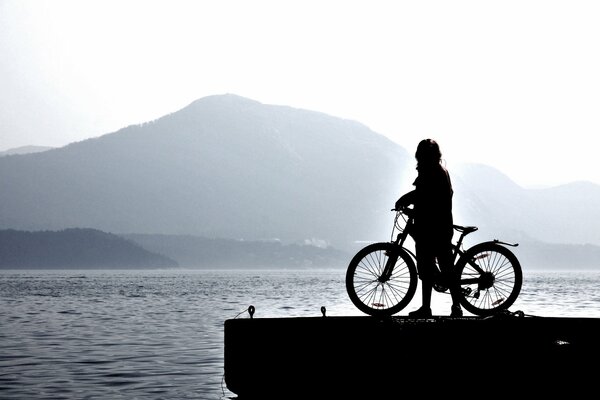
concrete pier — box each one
[224,312,600,398]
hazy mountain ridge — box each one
[0,94,599,269]
[122,233,349,269]
[0,228,177,269]
[452,163,600,247]
[0,145,54,156]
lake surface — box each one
[1,268,599,399]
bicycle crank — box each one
[478,271,495,291]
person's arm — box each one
[395,190,416,210]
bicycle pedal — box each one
[433,283,448,293]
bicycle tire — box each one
[455,242,522,316]
[346,242,418,316]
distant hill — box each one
[0,145,54,156]
[0,228,177,269]
[513,238,600,270]
[123,233,349,269]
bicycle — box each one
[346,207,523,317]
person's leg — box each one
[436,241,462,316]
[421,278,433,308]
[410,241,434,317]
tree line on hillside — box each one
[122,234,351,268]
[0,228,177,269]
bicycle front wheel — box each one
[346,242,418,317]
[455,242,523,316]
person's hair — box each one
[415,139,442,166]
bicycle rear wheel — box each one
[455,242,522,316]
[346,242,417,317]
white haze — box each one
[1,0,599,188]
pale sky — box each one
[1,0,599,187]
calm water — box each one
[1,268,600,399]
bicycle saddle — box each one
[453,225,478,234]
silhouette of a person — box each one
[395,139,462,317]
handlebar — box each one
[392,206,414,217]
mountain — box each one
[0,94,410,252]
[0,93,599,268]
[0,145,54,156]
[0,228,177,269]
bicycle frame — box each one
[380,209,416,282]
[383,209,517,286]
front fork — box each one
[379,249,399,283]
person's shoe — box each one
[450,305,463,317]
[408,306,432,318]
